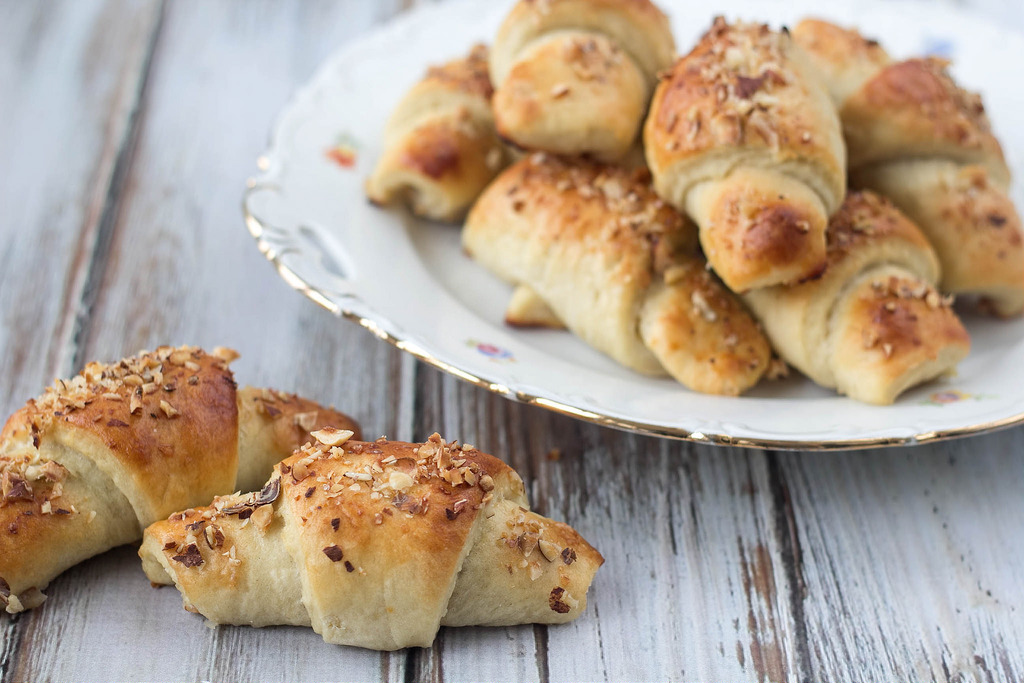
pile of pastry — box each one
[0,346,602,651]
[366,1,1024,405]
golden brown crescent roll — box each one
[140,432,603,651]
[793,19,1024,316]
[464,154,772,396]
[743,192,970,405]
[0,346,360,614]
[490,0,675,161]
[365,44,506,221]
[644,17,846,292]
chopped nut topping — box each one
[221,476,280,517]
[311,428,354,447]
[291,457,314,482]
[561,547,578,565]
[204,524,224,549]
[159,400,179,418]
[549,587,572,614]
[211,347,240,364]
[1,472,33,502]
[479,474,495,492]
[388,471,414,491]
[539,539,561,562]
[519,532,540,556]
[550,83,570,98]
[168,350,193,366]
[691,290,718,322]
[129,391,143,415]
[293,411,318,432]
[250,504,274,531]
[172,543,204,568]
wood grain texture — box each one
[410,366,811,681]
[3,0,1024,681]
[0,0,162,418]
[0,1,163,680]
[781,429,1024,681]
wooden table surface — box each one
[2,1,1024,681]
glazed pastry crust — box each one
[366,44,506,221]
[489,0,675,160]
[841,57,1010,186]
[141,433,603,651]
[644,18,845,291]
[464,154,771,395]
[0,346,359,613]
[744,192,970,404]
[793,18,1023,314]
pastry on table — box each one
[140,431,603,651]
[743,191,971,404]
[489,0,676,161]
[366,44,507,221]
[0,345,360,613]
[793,18,1024,316]
[463,153,773,396]
[644,17,846,292]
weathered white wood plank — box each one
[0,0,162,417]
[780,428,1024,682]
[0,1,163,680]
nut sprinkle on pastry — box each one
[140,433,603,651]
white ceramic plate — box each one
[244,0,1024,450]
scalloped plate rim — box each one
[243,0,1024,451]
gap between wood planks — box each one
[47,1,167,381]
[1,4,167,682]
[766,451,813,683]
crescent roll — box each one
[644,17,846,292]
[463,153,772,396]
[0,346,360,613]
[793,18,1024,316]
[366,44,506,221]
[743,192,970,404]
[141,432,603,651]
[489,0,676,161]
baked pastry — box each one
[366,44,506,221]
[505,285,566,329]
[140,432,603,651]
[644,17,846,292]
[743,192,970,404]
[0,345,360,614]
[793,18,1024,316]
[463,154,772,396]
[489,0,675,161]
